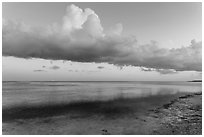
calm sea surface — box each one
[2,81,202,108]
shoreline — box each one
[148,92,202,134]
[3,92,202,135]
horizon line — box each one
[2,80,202,82]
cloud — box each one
[140,67,177,74]
[62,4,104,37]
[2,4,202,72]
[140,67,153,72]
[156,69,177,75]
[97,66,105,69]
[50,65,60,70]
[33,69,46,72]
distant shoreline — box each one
[2,80,201,82]
[188,80,202,82]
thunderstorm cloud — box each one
[2,4,202,72]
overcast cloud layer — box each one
[3,4,202,72]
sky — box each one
[2,2,202,81]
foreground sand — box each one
[2,92,202,135]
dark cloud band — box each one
[2,5,202,72]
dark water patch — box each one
[3,93,185,122]
[3,99,131,122]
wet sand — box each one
[2,92,202,135]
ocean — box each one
[2,81,202,108]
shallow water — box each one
[2,81,202,108]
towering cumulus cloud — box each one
[2,4,202,72]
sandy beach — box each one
[2,91,202,135]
